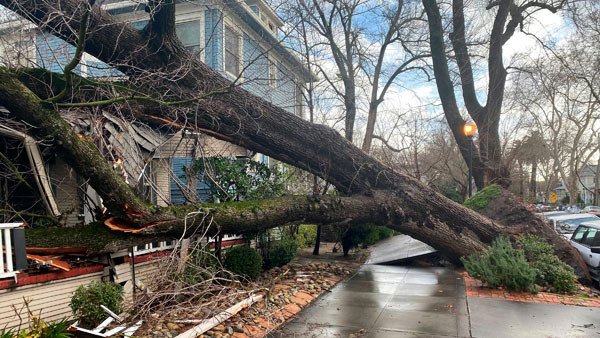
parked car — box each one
[537,211,568,219]
[543,213,599,238]
[569,221,600,283]
[583,206,600,216]
[566,205,582,214]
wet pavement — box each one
[272,263,469,337]
[271,235,600,337]
[469,297,600,337]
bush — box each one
[70,281,123,328]
[296,224,317,248]
[377,226,394,241]
[461,236,536,292]
[269,239,298,267]
[517,234,576,293]
[516,234,553,259]
[223,245,263,279]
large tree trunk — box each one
[0,0,588,280]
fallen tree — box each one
[0,0,589,280]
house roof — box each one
[580,164,598,177]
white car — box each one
[583,206,600,216]
[543,213,599,237]
[569,221,600,283]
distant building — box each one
[579,165,597,205]
[552,164,598,206]
[553,182,569,204]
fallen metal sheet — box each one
[365,235,437,265]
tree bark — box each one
[530,159,537,201]
[0,0,589,280]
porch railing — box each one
[0,223,27,280]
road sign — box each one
[551,193,557,203]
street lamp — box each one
[463,123,477,198]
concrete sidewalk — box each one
[469,297,600,337]
[271,235,600,337]
[271,264,469,337]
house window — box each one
[224,25,241,76]
[269,59,277,88]
[176,20,201,54]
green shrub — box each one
[70,281,123,328]
[269,239,298,267]
[223,245,263,279]
[531,253,576,292]
[517,234,576,293]
[516,234,554,259]
[296,224,317,248]
[377,226,394,241]
[461,236,536,292]
[364,226,380,246]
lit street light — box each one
[463,123,477,198]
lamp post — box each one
[463,123,477,197]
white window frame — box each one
[223,23,243,79]
[175,10,205,62]
[133,240,178,256]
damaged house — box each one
[0,0,310,330]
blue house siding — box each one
[205,8,223,72]
[32,3,302,116]
[273,61,296,114]
[170,157,212,205]
[241,33,269,98]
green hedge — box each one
[461,236,536,292]
[462,235,577,293]
[223,245,263,279]
[269,239,298,267]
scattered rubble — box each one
[133,257,359,338]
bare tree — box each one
[517,53,599,204]
[422,0,566,189]
[287,0,429,150]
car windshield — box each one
[557,217,600,234]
